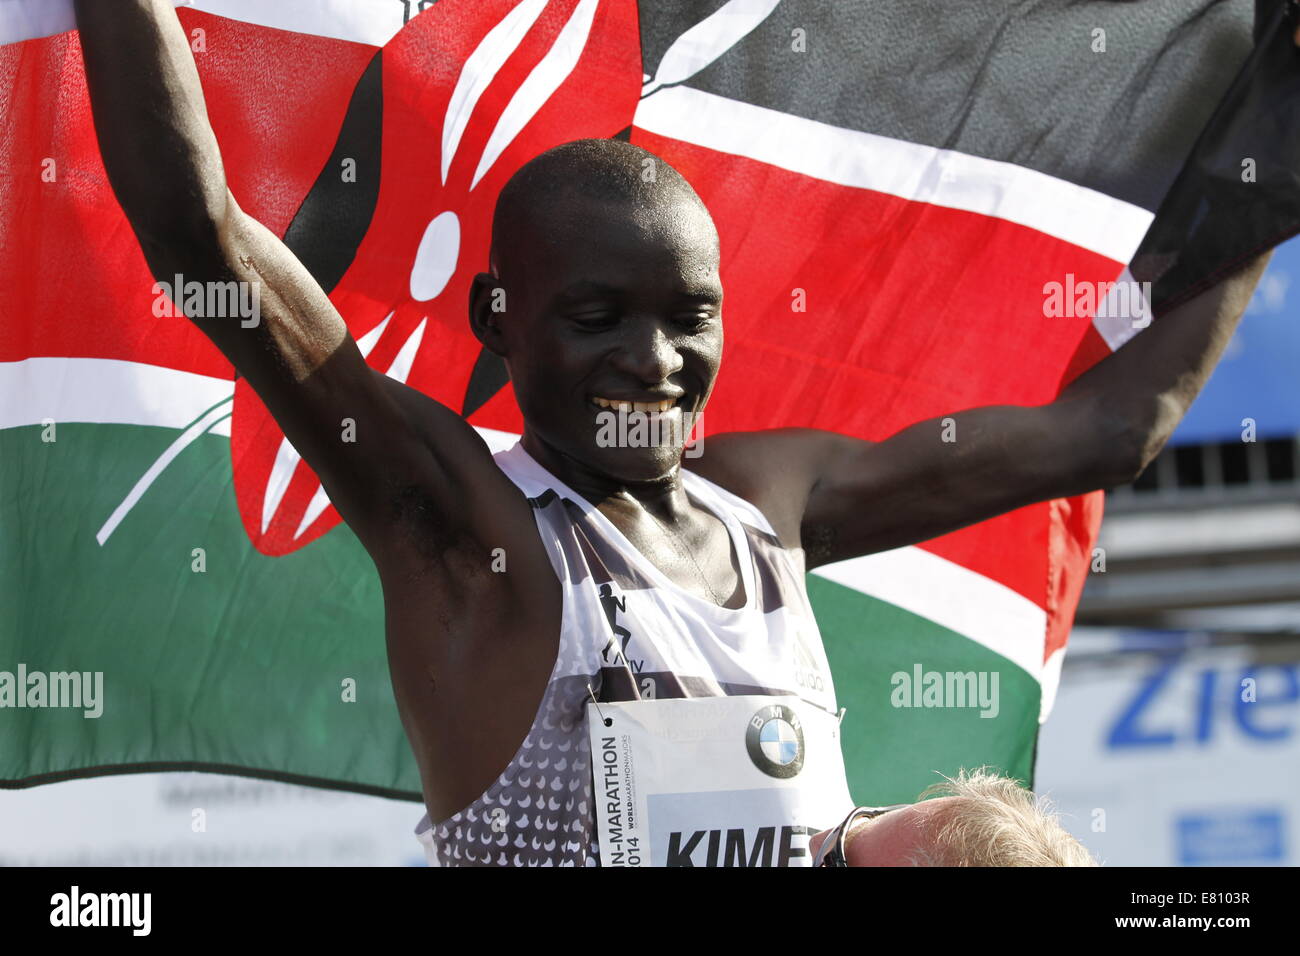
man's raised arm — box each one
[74,0,480,551]
[796,254,1271,565]
[698,253,1270,568]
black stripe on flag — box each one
[636,0,1257,211]
[282,50,384,294]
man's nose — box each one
[614,320,684,382]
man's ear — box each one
[468,271,510,357]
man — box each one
[76,0,1271,866]
[810,769,1098,867]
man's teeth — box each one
[592,397,677,413]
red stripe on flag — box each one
[0,16,376,372]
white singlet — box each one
[414,441,843,866]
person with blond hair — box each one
[811,768,1098,867]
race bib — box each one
[587,695,854,867]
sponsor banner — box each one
[1036,631,1300,866]
[0,771,424,866]
[588,695,853,867]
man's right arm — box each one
[73,0,489,553]
[76,1,572,820]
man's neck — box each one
[520,430,693,526]
[519,429,746,610]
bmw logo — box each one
[745,704,805,778]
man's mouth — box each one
[586,393,701,457]
[590,396,681,413]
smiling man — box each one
[76,0,1273,866]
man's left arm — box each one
[720,252,1270,569]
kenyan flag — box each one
[2,0,1296,805]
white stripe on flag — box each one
[0,357,234,435]
[95,399,233,546]
[1090,266,1153,351]
[0,0,405,47]
[0,357,530,453]
[470,0,601,190]
[0,0,78,45]
[1039,644,1067,724]
[812,547,1047,684]
[634,85,1154,268]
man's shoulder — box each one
[684,428,836,549]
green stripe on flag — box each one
[0,423,417,797]
[811,575,1039,805]
[2,423,1038,806]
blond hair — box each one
[908,767,1097,867]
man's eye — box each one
[570,313,618,331]
[676,312,714,330]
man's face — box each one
[493,191,723,483]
